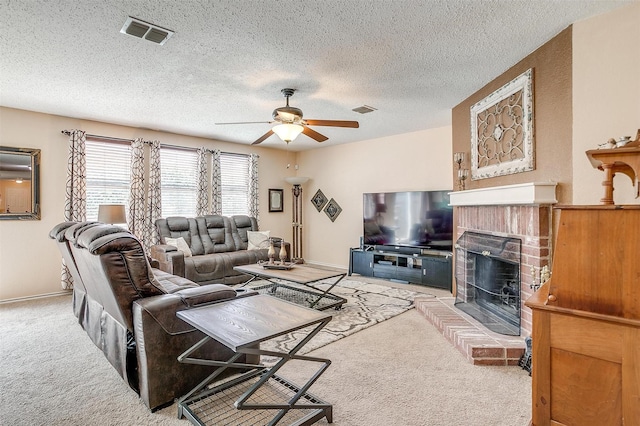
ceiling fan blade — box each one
[251,129,274,145]
[305,119,359,128]
[215,121,271,125]
[302,126,329,143]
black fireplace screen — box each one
[454,232,521,336]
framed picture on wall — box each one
[470,68,534,180]
[268,189,284,212]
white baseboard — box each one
[304,260,348,271]
[0,290,72,305]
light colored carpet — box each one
[0,279,531,425]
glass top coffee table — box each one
[233,263,347,310]
[176,294,333,426]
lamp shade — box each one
[98,204,127,224]
[284,176,310,185]
[272,123,304,143]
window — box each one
[220,153,249,216]
[85,139,131,221]
[86,141,251,220]
[160,147,198,217]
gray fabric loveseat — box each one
[150,214,289,285]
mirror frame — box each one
[0,146,41,220]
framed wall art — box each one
[470,68,534,180]
[324,198,342,222]
[268,188,283,212]
[311,188,328,212]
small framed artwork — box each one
[268,189,283,212]
[311,189,328,212]
[324,198,342,222]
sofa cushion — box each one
[158,217,204,256]
[152,268,199,294]
[183,253,229,283]
[247,230,270,250]
[230,215,259,250]
[198,215,235,254]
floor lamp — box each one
[284,176,310,262]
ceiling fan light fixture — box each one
[272,123,304,143]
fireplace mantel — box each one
[448,182,557,207]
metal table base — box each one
[251,282,346,311]
[176,295,333,426]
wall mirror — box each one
[0,146,41,220]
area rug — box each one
[245,279,422,357]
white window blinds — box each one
[160,147,198,217]
[85,139,131,221]
[220,153,249,216]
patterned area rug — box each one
[246,279,421,358]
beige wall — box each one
[452,27,574,204]
[2,4,637,300]
[572,2,640,205]
[0,107,452,299]
[0,107,292,301]
[295,126,453,268]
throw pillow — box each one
[165,237,193,257]
[247,230,270,250]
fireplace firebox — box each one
[454,232,522,336]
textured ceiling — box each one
[0,0,632,151]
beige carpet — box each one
[0,280,531,425]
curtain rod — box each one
[61,130,132,144]
[60,130,247,156]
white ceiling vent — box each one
[352,105,377,114]
[120,17,174,45]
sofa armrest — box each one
[132,287,258,410]
[150,244,185,277]
[134,284,256,335]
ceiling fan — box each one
[215,88,359,145]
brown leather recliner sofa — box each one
[49,221,258,411]
[150,214,289,285]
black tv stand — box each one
[348,246,452,291]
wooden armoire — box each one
[525,205,640,425]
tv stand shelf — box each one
[349,248,452,291]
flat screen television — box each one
[363,190,453,250]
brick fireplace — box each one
[415,182,557,365]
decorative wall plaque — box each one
[471,68,534,180]
[323,198,342,222]
[311,189,328,212]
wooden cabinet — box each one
[525,206,640,426]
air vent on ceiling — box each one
[352,105,377,114]
[120,17,174,45]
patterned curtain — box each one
[248,153,259,221]
[129,139,162,252]
[195,147,209,216]
[211,149,222,215]
[128,138,146,238]
[144,141,162,250]
[62,130,87,289]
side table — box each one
[176,294,333,425]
